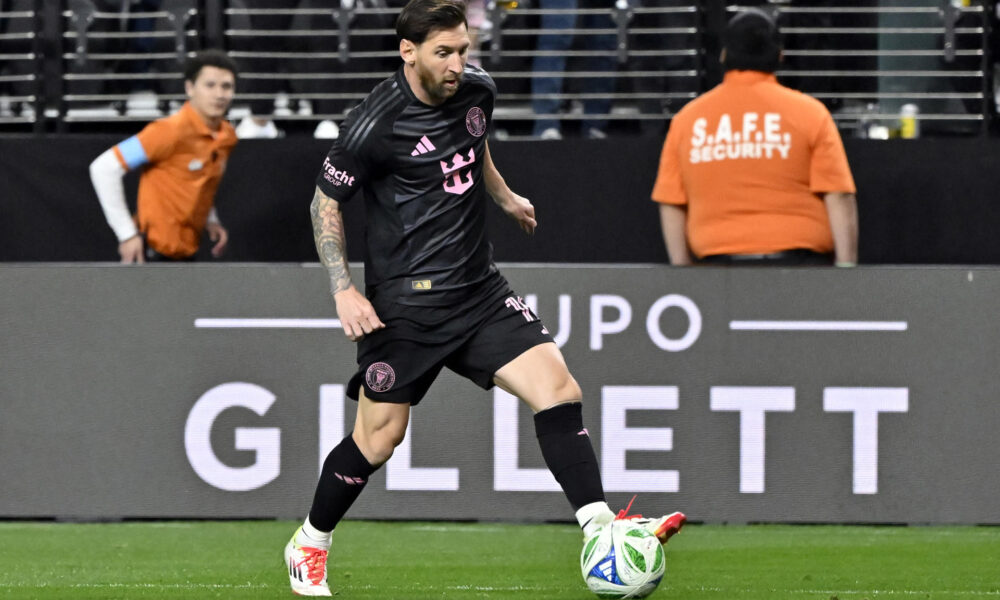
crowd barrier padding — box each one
[2,136,999,264]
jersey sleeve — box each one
[809,112,856,194]
[111,118,177,171]
[650,119,688,206]
[315,108,369,203]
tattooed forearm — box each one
[310,186,352,295]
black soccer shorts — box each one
[345,275,554,405]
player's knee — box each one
[559,374,583,403]
[534,372,582,411]
[381,421,408,452]
[356,421,407,466]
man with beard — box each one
[281,0,685,596]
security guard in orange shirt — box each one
[651,8,858,267]
[89,50,239,262]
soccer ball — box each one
[580,520,666,599]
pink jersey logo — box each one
[466,107,487,137]
[366,362,396,392]
[322,157,355,187]
[411,135,436,157]
[441,147,476,195]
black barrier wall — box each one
[2,136,1000,263]
[2,264,999,523]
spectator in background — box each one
[0,0,35,118]
[106,0,197,111]
[231,0,286,139]
[531,0,619,139]
[314,0,400,137]
[311,0,399,138]
[629,0,690,137]
[234,0,396,140]
[88,50,238,263]
[651,8,858,267]
[466,0,488,67]
[116,0,164,93]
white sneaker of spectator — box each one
[236,116,280,139]
[314,119,340,139]
[586,127,607,140]
[538,127,562,140]
[126,91,161,118]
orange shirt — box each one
[651,71,856,258]
[112,102,237,258]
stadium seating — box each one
[0,1,991,137]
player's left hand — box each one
[499,192,537,235]
[207,222,229,257]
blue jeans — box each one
[531,0,618,135]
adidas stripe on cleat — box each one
[284,527,331,596]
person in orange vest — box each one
[652,8,858,267]
[89,50,239,262]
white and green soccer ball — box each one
[580,520,666,599]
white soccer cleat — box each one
[284,527,332,596]
[630,511,687,545]
[614,496,687,545]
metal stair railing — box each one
[0,0,995,137]
[0,4,42,130]
[60,0,199,123]
[748,2,990,138]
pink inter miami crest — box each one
[366,362,396,392]
[466,106,487,137]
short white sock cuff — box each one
[576,501,614,533]
[299,516,333,549]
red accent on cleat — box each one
[614,495,641,520]
[651,511,687,544]
[613,496,687,545]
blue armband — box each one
[116,135,149,170]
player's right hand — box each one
[118,235,145,264]
[498,191,537,235]
[333,285,385,342]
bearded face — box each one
[402,25,470,106]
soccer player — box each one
[283,1,685,595]
[88,50,238,262]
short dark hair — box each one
[396,0,468,44]
[183,49,238,83]
[723,8,781,73]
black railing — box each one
[0,0,993,137]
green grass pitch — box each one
[1,520,998,599]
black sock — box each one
[534,402,606,511]
[308,435,378,532]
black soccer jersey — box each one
[316,64,499,306]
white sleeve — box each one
[207,206,221,225]
[89,149,138,242]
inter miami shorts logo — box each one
[466,106,487,137]
[365,362,396,392]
